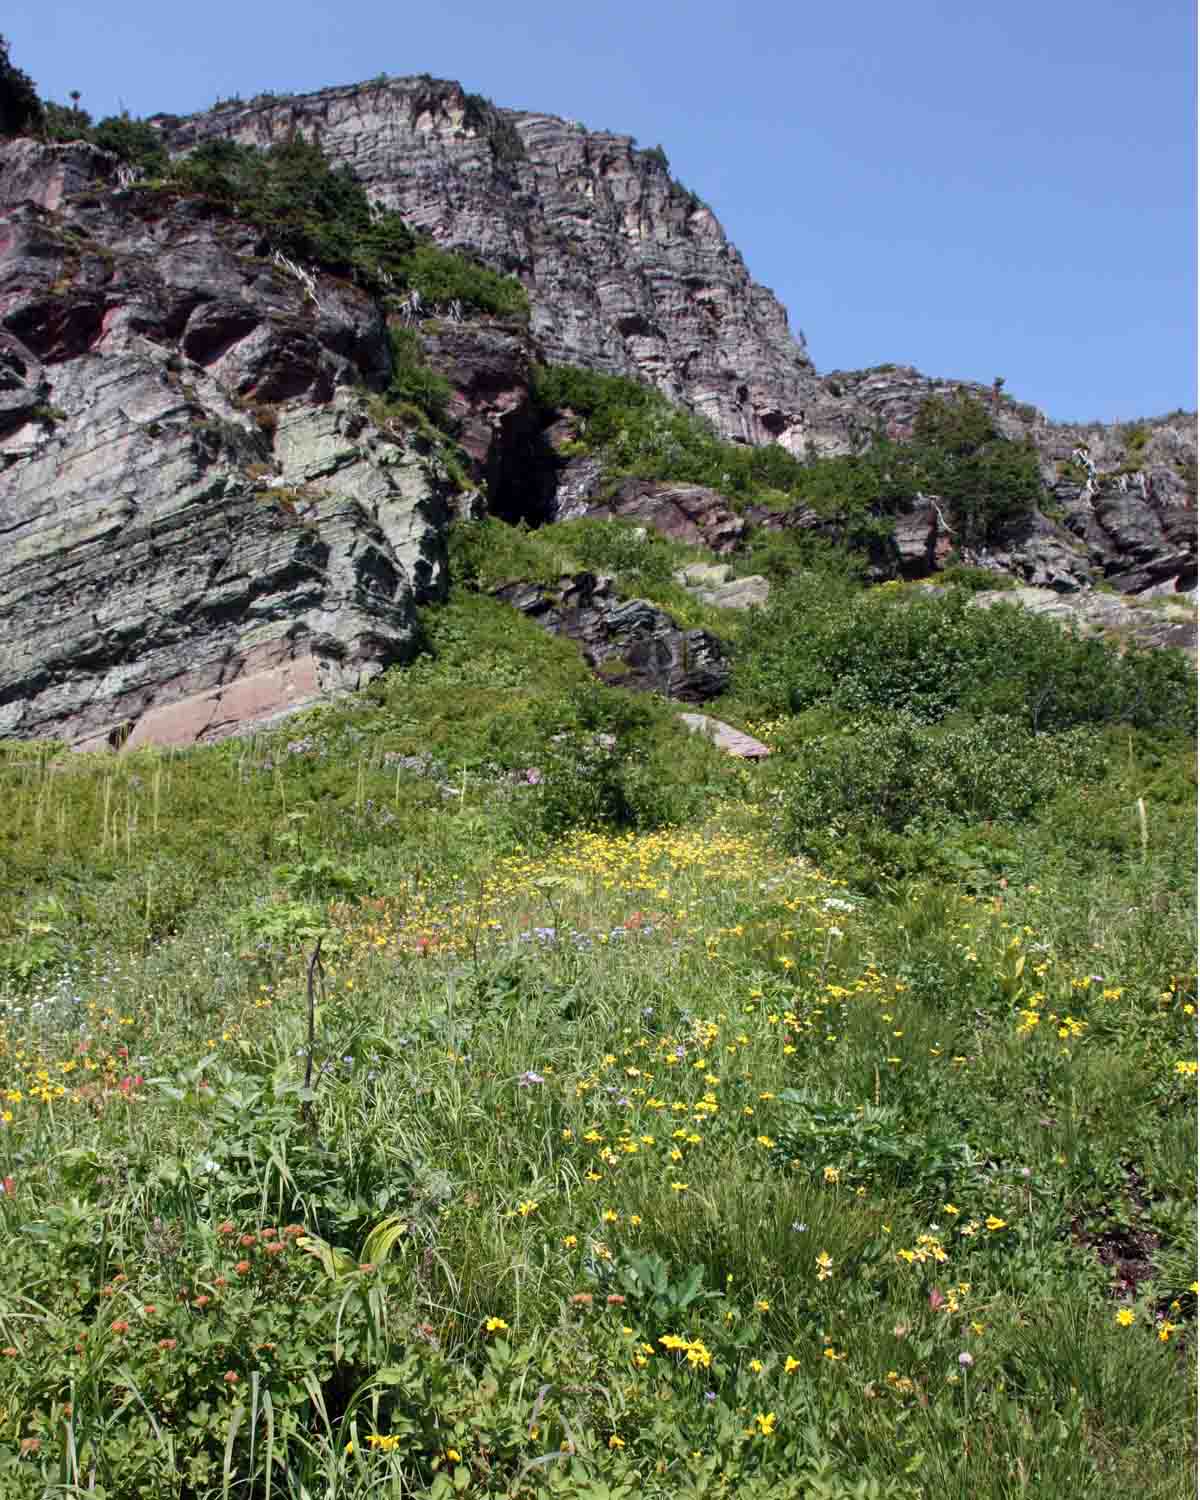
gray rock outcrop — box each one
[0,147,451,748]
[674,563,770,609]
[492,573,730,701]
[165,78,841,455]
[969,586,1197,655]
[556,476,747,554]
[819,365,1196,593]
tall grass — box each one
[0,566,1193,1499]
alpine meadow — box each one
[0,38,1196,1500]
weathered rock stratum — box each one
[165,77,858,457]
[0,144,452,748]
[492,573,730,702]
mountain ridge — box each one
[0,77,1194,750]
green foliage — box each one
[448,517,734,636]
[0,633,1194,1496]
[602,1251,721,1323]
[532,371,1040,549]
[771,1096,976,1209]
[165,137,527,316]
[170,137,417,292]
[395,241,529,318]
[462,90,526,164]
[932,564,1014,594]
[530,365,811,508]
[91,113,169,176]
[0,34,41,136]
[734,581,1197,732]
[502,682,723,840]
[777,711,1102,885]
[30,95,169,177]
[387,326,455,428]
[739,530,868,588]
[39,99,91,142]
[909,394,1043,545]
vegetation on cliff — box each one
[0,34,40,137]
[9,63,529,320]
[168,138,528,317]
[533,366,1041,545]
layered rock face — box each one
[1,84,1194,749]
[0,143,451,748]
[821,365,1196,593]
[168,78,1194,593]
[492,573,730,702]
[165,78,852,456]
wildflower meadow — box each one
[0,565,1195,1499]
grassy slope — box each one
[0,555,1195,1500]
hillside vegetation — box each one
[0,557,1195,1500]
[533,366,1042,547]
[15,92,530,320]
[1,41,1195,1500]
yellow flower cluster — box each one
[659,1334,712,1368]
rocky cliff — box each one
[0,141,452,748]
[166,77,1195,593]
[164,77,858,456]
[0,79,1195,750]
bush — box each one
[396,242,529,319]
[167,138,528,317]
[910,394,1043,545]
[734,583,1196,733]
[532,370,1041,550]
[386,326,454,428]
[778,711,1103,885]
[92,113,168,176]
[492,681,722,841]
[28,94,169,177]
[171,138,416,292]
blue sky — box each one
[8,0,1196,422]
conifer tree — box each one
[0,35,42,137]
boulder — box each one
[969,587,1197,655]
[492,573,730,701]
[556,476,746,553]
[678,712,770,758]
[673,563,769,609]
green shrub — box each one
[170,138,416,292]
[393,242,528,319]
[165,138,527,317]
[503,682,719,840]
[935,563,1015,593]
[27,92,169,177]
[791,712,1100,831]
[0,34,42,136]
[447,517,731,636]
[532,370,1041,549]
[92,114,168,176]
[778,711,1103,885]
[910,394,1043,545]
[386,326,454,428]
[734,582,1196,733]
